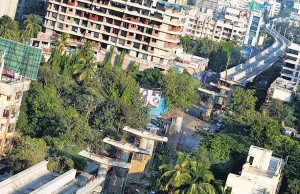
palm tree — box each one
[78,41,94,57]
[24,14,42,38]
[73,52,98,82]
[182,161,216,194]
[54,33,70,53]
[19,30,30,44]
[0,15,19,40]
[159,152,193,192]
[159,152,218,194]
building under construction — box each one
[0,38,42,157]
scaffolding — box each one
[0,38,42,80]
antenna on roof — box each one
[0,50,6,81]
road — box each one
[220,17,290,86]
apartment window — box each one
[0,124,5,132]
[8,124,14,133]
[61,7,67,13]
[129,32,134,36]
[249,156,254,165]
[69,8,73,12]
[15,92,22,100]
[3,109,10,118]
[94,32,99,38]
[71,26,78,32]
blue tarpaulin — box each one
[150,98,168,116]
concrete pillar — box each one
[175,116,183,133]
[97,165,109,178]
[139,138,148,149]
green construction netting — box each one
[0,38,42,80]
[248,1,265,11]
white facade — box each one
[0,0,19,18]
[0,78,31,155]
[244,10,263,46]
[268,43,300,102]
[281,43,300,85]
[183,6,248,45]
[225,145,285,194]
[269,2,281,18]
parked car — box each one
[151,118,161,127]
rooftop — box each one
[242,156,282,178]
[123,126,168,142]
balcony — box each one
[168,26,181,32]
[68,0,76,6]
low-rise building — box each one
[175,48,209,74]
[225,145,286,194]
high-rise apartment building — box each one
[0,38,42,156]
[183,7,248,45]
[0,0,19,18]
[44,0,189,66]
[244,1,264,46]
[268,43,300,102]
[225,145,285,194]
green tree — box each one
[161,71,200,110]
[231,87,257,115]
[262,100,296,127]
[181,35,194,53]
[73,52,98,82]
[11,136,48,174]
[0,15,19,40]
[287,179,300,194]
[19,30,31,44]
[183,161,217,194]
[159,152,217,194]
[102,46,115,68]
[78,41,94,57]
[250,113,280,148]
[48,156,74,174]
[128,61,139,80]
[54,33,70,53]
[24,14,42,38]
[139,68,164,88]
[115,50,126,69]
